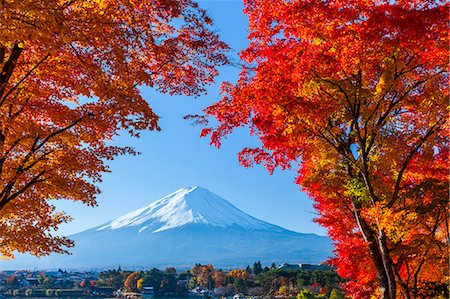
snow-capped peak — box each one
[96,186,279,233]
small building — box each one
[299,263,334,270]
[25,277,39,286]
[277,263,300,270]
[142,286,155,298]
[177,279,189,287]
[277,263,334,271]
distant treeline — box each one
[98,262,345,298]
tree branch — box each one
[0,53,50,106]
[0,43,23,99]
[387,118,445,208]
[0,170,46,210]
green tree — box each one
[329,288,345,299]
[141,269,163,293]
[233,277,245,293]
[98,269,128,289]
[42,276,54,289]
[297,289,317,299]
[246,265,251,274]
[165,267,177,275]
[188,276,198,290]
[296,289,327,299]
[253,261,263,275]
[160,273,177,293]
[37,273,46,285]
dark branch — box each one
[0,43,23,99]
[387,118,445,208]
[0,53,50,106]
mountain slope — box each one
[95,187,281,233]
[4,187,333,270]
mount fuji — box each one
[4,187,333,270]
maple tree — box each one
[0,0,227,257]
[124,272,139,292]
[191,264,217,289]
[195,0,448,298]
[227,269,251,281]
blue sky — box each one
[53,0,327,237]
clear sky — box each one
[53,0,327,237]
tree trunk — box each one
[353,204,397,298]
[377,232,397,299]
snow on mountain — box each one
[3,187,333,270]
[96,186,279,233]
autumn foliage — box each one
[198,0,448,298]
[0,0,227,257]
[227,269,250,281]
[124,272,139,292]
